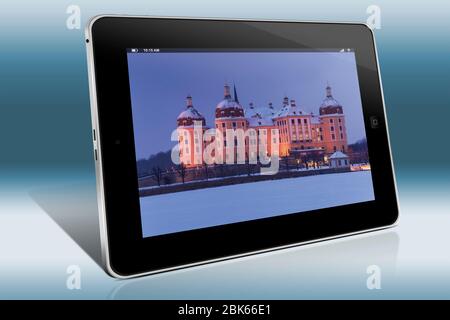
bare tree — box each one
[203,162,209,181]
[215,163,226,178]
[245,153,252,176]
[176,163,187,184]
[283,156,290,172]
[152,166,163,186]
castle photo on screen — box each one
[127,50,375,237]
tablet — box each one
[86,16,399,278]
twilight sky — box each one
[127,51,367,160]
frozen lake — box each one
[140,171,375,237]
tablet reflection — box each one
[109,230,398,299]
[29,181,103,268]
[28,181,398,299]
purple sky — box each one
[127,51,367,160]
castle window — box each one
[333,146,337,152]
[340,133,344,139]
[330,119,334,124]
[291,119,295,124]
[339,126,343,131]
[232,122,236,128]
[304,119,307,124]
[319,127,323,132]
[298,119,301,124]
[332,134,336,140]
[338,119,342,123]
[222,123,225,128]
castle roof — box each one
[247,113,274,127]
[320,84,342,108]
[329,151,348,159]
[215,84,245,119]
[276,99,305,117]
[177,95,206,126]
[177,106,204,120]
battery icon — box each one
[131,48,138,53]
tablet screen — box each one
[126,49,375,238]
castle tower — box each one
[318,84,347,154]
[177,95,207,166]
[214,84,248,164]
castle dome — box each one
[215,84,245,118]
[177,95,206,127]
[319,84,344,115]
[321,96,340,108]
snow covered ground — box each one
[140,171,375,237]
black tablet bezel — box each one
[87,16,398,277]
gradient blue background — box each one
[1,0,449,299]
[1,0,449,174]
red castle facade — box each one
[176,84,348,167]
